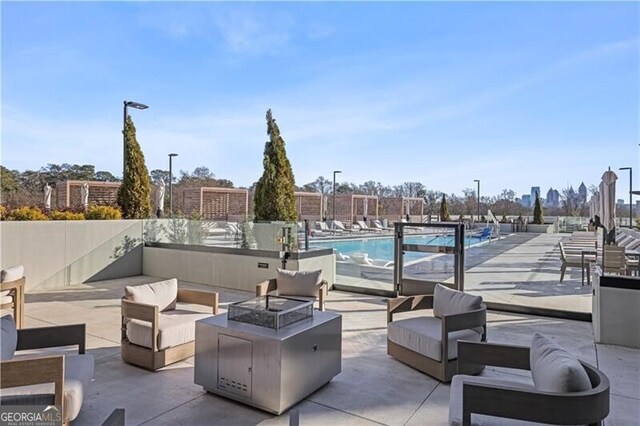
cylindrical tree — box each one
[253,110,297,221]
[440,194,450,221]
[533,191,544,224]
[117,116,151,219]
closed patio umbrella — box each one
[81,183,89,211]
[601,170,618,244]
[363,197,368,220]
[154,179,165,218]
[43,183,52,210]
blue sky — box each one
[2,1,638,198]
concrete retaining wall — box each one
[143,245,336,293]
[0,220,143,291]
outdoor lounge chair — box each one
[121,278,219,371]
[372,219,393,232]
[387,284,487,382]
[356,220,382,233]
[559,242,594,283]
[332,220,356,233]
[1,265,25,329]
[450,334,610,426]
[316,221,343,235]
[0,315,94,424]
[256,269,328,311]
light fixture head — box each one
[619,167,632,171]
[169,153,178,157]
[125,101,149,110]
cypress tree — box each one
[440,194,450,222]
[253,110,297,222]
[117,116,152,219]
[533,191,544,224]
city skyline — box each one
[2,2,638,196]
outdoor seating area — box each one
[1,272,637,425]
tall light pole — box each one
[123,101,149,177]
[169,153,178,218]
[332,170,342,229]
[473,179,480,222]
[619,167,633,228]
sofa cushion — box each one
[387,316,482,362]
[1,295,14,305]
[530,333,592,393]
[433,284,483,318]
[126,310,210,350]
[0,354,94,423]
[1,315,17,360]
[449,374,538,426]
[276,269,322,298]
[125,278,178,312]
[1,265,24,283]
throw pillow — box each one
[433,284,483,318]
[125,278,178,311]
[1,315,18,360]
[530,333,592,393]
[276,269,322,298]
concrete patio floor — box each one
[22,276,639,426]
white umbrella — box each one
[406,199,411,216]
[43,184,52,210]
[323,195,328,220]
[154,179,165,217]
[81,183,89,210]
[601,170,617,233]
[363,197,368,219]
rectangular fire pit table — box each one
[194,296,342,414]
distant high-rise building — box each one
[578,182,587,203]
[521,194,532,207]
[530,187,540,203]
[545,188,560,208]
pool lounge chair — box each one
[316,221,343,235]
[372,220,393,232]
[332,220,357,233]
[356,220,382,233]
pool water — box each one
[311,234,482,262]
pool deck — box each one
[21,277,640,425]
[335,232,591,314]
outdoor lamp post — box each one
[619,167,633,228]
[332,170,342,229]
[123,101,149,177]
[169,153,178,218]
[473,179,480,222]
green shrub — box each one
[117,116,152,218]
[0,205,6,221]
[253,109,297,222]
[50,210,85,220]
[85,205,122,220]
[532,192,544,224]
[7,206,48,221]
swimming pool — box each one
[311,234,482,262]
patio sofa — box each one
[121,278,219,371]
[1,265,25,328]
[1,315,94,424]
